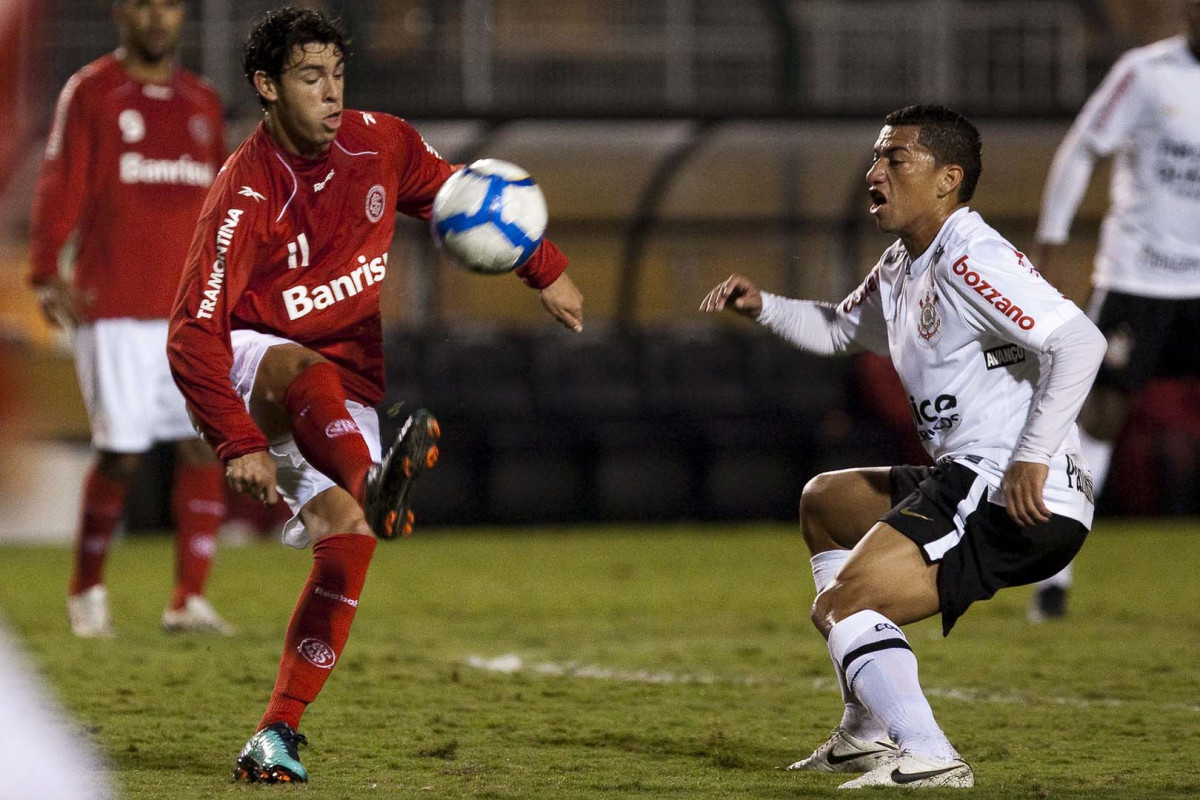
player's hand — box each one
[226,450,279,506]
[700,274,763,318]
[34,276,78,329]
[540,272,584,333]
[1002,460,1052,528]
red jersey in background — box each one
[168,111,568,461]
[29,53,226,321]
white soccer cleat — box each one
[837,751,974,789]
[162,595,235,636]
[67,585,115,638]
[788,727,899,773]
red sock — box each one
[170,462,226,610]
[259,533,376,731]
[68,467,129,596]
[284,362,373,504]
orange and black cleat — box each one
[365,408,440,540]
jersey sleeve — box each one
[387,116,568,290]
[1036,52,1148,244]
[167,173,269,461]
[944,239,1081,352]
[28,73,94,285]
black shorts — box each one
[883,462,1088,636]
[1088,290,1200,393]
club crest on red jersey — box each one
[118,108,145,143]
[297,638,336,669]
[365,184,386,223]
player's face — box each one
[265,43,345,156]
[865,125,956,242]
[114,0,185,64]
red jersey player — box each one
[28,0,232,637]
[167,8,584,783]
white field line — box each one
[464,654,1200,715]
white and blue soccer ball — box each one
[431,159,548,274]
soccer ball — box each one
[431,159,548,274]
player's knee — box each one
[255,345,328,406]
[800,472,839,551]
[812,580,870,638]
[95,451,140,483]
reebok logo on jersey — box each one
[315,169,335,192]
[314,586,359,608]
[984,344,1026,370]
[281,252,388,320]
[238,185,265,201]
[196,208,244,319]
[119,152,215,187]
[951,256,1035,331]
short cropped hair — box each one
[884,105,982,203]
[243,6,349,107]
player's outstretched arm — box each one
[539,272,584,332]
[225,451,280,506]
[699,274,763,317]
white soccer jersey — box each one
[832,208,1093,525]
[1037,36,1200,298]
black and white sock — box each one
[828,609,958,761]
[810,552,887,742]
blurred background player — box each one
[1031,0,1200,620]
[703,106,1105,788]
[27,0,231,637]
[167,7,582,783]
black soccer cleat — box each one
[233,722,309,784]
[364,408,440,539]
[1028,585,1068,622]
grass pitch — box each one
[0,520,1197,799]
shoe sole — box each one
[370,409,440,539]
[233,756,306,784]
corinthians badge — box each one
[917,290,942,342]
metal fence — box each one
[38,0,1088,123]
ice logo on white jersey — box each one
[365,184,386,223]
[118,109,145,143]
[281,252,388,320]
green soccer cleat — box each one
[233,722,309,784]
[364,408,440,539]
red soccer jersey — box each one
[168,111,568,461]
[28,53,226,321]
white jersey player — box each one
[702,105,1106,789]
[1031,1,1200,619]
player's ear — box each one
[253,71,280,104]
[939,164,964,201]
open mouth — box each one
[323,111,342,129]
[868,188,888,213]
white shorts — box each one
[229,329,381,549]
[75,318,197,452]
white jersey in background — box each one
[760,208,1098,526]
[1036,35,1200,298]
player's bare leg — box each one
[66,450,140,637]
[811,524,972,788]
[1031,386,1129,621]
[790,468,901,773]
[163,437,232,634]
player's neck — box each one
[115,47,175,84]
[264,113,333,161]
[900,205,962,259]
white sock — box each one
[1037,560,1073,591]
[811,552,888,741]
[1078,428,1113,498]
[828,610,958,761]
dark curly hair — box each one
[243,6,349,107]
[884,105,982,203]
